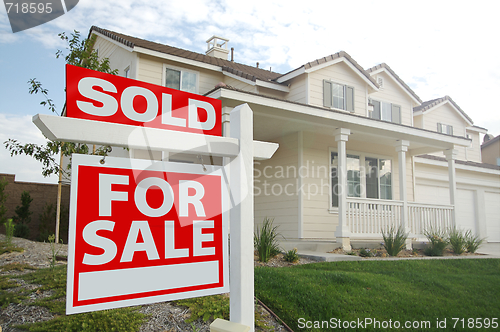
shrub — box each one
[424,227,448,256]
[13,191,33,239]
[381,225,408,256]
[359,248,373,257]
[4,218,14,246]
[254,217,281,263]
[448,228,467,255]
[464,230,484,253]
[284,248,300,263]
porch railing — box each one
[346,198,454,239]
[408,202,454,238]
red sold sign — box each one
[65,64,222,136]
[66,155,229,314]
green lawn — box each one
[255,259,500,331]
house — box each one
[88,26,500,249]
[482,134,500,166]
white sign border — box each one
[66,154,229,315]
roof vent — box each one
[206,36,229,60]
[377,76,384,89]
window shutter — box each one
[449,126,453,136]
[391,104,401,124]
[437,123,443,133]
[323,80,332,108]
[371,100,381,119]
[346,86,355,112]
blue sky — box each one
[1,0,500,184]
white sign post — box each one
[229,104,255,328]
[34,103,277,331]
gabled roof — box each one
[275,51,379,89]
[89,26,282,83]
[413,95,474,125]
[367,63,422,104]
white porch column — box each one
[444,148,458,227]
[395,140,411,249]
[334,128,351,251]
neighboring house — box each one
[482,135,500,166]
[88,26,500,248]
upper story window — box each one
[323,80,355,112]
[437,123,453,135]
[165,67,198,94]
[369,99,401,124]
[124,66,130,78]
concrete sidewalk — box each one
[297,242,500,262]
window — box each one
[331,151,392,207]
[369,99,401,124]
[165,67,197,93]
[323,80,355,112]
[437,123,453,135]
[124,66,130,78]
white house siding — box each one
[465,130,481,163]
[422,103,470,161]
[413,114,424,129]
[415,159,500,242]
[94,37,135,78]
[308,61,367,117]
[138,54,163,85]
[368,71,414,127]
[254,132,299,239]
[286,75,307,104]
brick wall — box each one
[0,173,70,242]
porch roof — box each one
[206,86,470,155]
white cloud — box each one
[0,114,58,184]
[1,0,500,144]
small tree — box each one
[4,30,118,242]
[13,191,33,239]
[0,177,8,226]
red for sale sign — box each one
[65,64,222,137]
[66,154,229,314]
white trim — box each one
[206,88,471,149]
[467,126,488,134]
[255,80,289,92]
[414,156,500,175]
[276,67,306,83]
[135,46,222,73]
[223,71,255,86]
[91,31,134,52]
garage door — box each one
[485,192,500,242]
